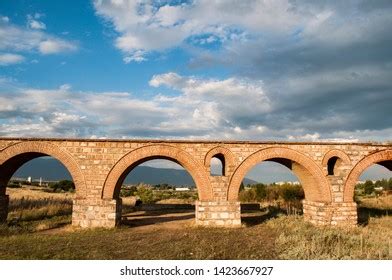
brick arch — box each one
[204,146,235,176]
[344,149,392,202]
[322,149,351,176]
[102,144,212,200]
[228,147,331,202]
[322,149,351,167]
[0,141,86,197]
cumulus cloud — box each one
[27,14,46,30]
[0,14,77,55]
[0,74,272,139]
[93,0,306,62]
[1,70,389,142]
[0,53,25,66]
[0,1,391,142]
[38,39,77,54]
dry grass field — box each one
[0,187,391,259]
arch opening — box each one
[228,148,330,203]
[211,153,225,176]
[114,158,198,227]
[0,154,74,230]
[228,148,330,226]
[344,150,392,202]
[238,161,305,226]
[327,156,342,176]
[353,163,392,225]
[102,145,212,227]
[109,156,202,200]
[102,145,211,201]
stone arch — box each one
[228,147,331,202]
[102,144,212,200]
[322,149,351,176]
[0,141,86,197]
[344,149,392,202]
[204,146,235,176]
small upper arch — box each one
[204,146,235,176]
[322,149,351,176]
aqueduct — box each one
[0,138,391,228]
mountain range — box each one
[12,157,257,186]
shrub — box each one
[49,180,75,192]
[239,183,304,203]
[280,184,304,202]
[7,182,21,188]
[120,186,137,197]
[363,180,375,195]
[136,187,156,204]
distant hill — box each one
[12,157,258,186]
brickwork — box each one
[0,137,390,228]
[228,147,331,202]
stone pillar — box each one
[0,195,9,223]
[195,200,241,227]
[72,198,122,228]
[303,200,357,226]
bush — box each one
[49,180,75,192]
[136,187,156,204]
[280,184,304,202]
[363,180,375,195]
[120,186,137,197]
[7,182,21,188]
[239,183,304,203]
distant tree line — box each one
[355,179,392,196]
[7,179,75,193]
[120,183,197,204]
[239,182,305,203]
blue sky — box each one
[1,0,391,181]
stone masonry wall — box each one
[303,200,357,226]
[72,198,122,228]
[195,200,241,227]
[0,138,390,228]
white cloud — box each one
[0,70,390,142]
[38,39,77,54]
[1,16,9,23]
[0,73,272,139]
[0,53,25,66]
[27,14,46,30]
[123,50,147,63]
[0,16,77,55]
[28,19,46,30]
[93,0,305,62]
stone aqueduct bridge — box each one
[0,138,391,228]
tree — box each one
[254,183,267,200]
[363,180,375,195]
[136,186,155,204]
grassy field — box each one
[0,187,391,259]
